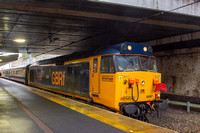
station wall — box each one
[156,47,200,98]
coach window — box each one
[101,56,115,73]
[93,58,98,73]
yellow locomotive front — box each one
[90,42,167,122]
[114,55,166,121]
[115,55,160,101]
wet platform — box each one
[0,78,176,133]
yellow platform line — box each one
[4,79,176,133]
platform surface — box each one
[0,78,176,133]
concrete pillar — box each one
[166,98,169,104]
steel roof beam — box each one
[0,3,199,30]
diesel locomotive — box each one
[0,42,168,122]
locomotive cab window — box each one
[115,55,158,72]
[101,56,115,73]
[139,57,157,72]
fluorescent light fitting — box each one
[14,39,25,43]
[0,53,18,57]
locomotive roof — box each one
[94,42,153,56]
[36,42,153,65]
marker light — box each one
[0,59,2,62]
[148,46,153,52]
[128,45,132,50]
[13,39,25,43]
[142,80,145,85]
[143,47,147,52]
[121,44,126,51]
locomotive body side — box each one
[89,55,117,110]
[28,58,92,101]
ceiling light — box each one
[3,17,9,20]
[0,53,18,56]
[14,39,25,43]
[2,53,9,56]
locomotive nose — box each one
[128,73,161,101]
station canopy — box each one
[0,0,200,64]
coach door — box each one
[91,58,100,97]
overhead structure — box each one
[0,53,18,66]
[0,0,200,64]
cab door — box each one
[91,57,100,97]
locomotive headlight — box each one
[128,45,132,50]
[141,80,145,85]
[143,47,147,52]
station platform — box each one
[0,78,176,133]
